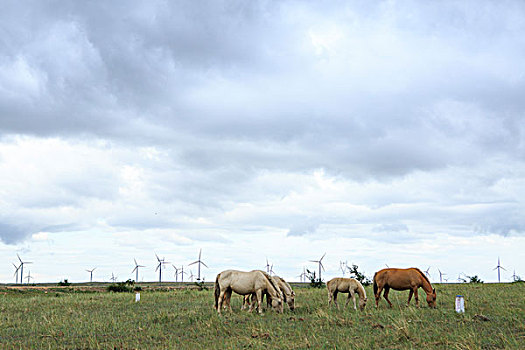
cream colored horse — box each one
[327,277,367,310]
[214,269,283,314]
[241,274,295,312]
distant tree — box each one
[58,279,71,286]
[347,264,372,286]
[107,279,136,293]
[466,275,483,283]
[306,269,324,288]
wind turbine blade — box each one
[320,262,325,271]
[132,267,137,273]
[320,253,326,261]
[201,262,209,268]
[17,254,22,263]
[134,258,138,266]
[309,260,318,263]
[188,261,198,266]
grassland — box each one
[0,282,523,349]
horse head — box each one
[426,288,437,308]
[359,297,367,311]
[287,291,296,311]
[271,297,283,313]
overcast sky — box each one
[1,0,524,284]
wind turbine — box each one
[424,266,431,278]
[17,254,32,285]
[110,273,117,283]
[310,253,326,281]
[179,266,187,283]
[86,267,96,282]
[189,249,208,281]
[493,257,506,283]
[340,261,347,276]
[155,254,170,284]
[172,265,179,282]
[438,269,446,283]
[264,258,271,273]
[188,270,195,282]
[269,264,275,276]
[457,273,466,283]
[12,263,21,284]
[511,269,519,282]
[131,258,145,282]
[297,266,307,282]
[25,271,33,284]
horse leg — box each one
[226,290,233,312]
[346,290,356,310]
[375,285,384,308]
[217,289,227,314]
[333,291,339,309]
[414,287,420,308]
[383,287,393,308]
[255,290,263,314]
[407,289,414,307]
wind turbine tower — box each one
[493,257,506,283]
[310,253,326,281]
[189,249,208,281]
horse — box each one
[373,268,437,308]
[214,269,283,314]
[327,277,367,310]
[242,275,296,311]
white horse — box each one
[327,277,367,310]
[214,269,283,314]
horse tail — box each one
[214,273,220,310]
[373,272,378,296]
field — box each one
[0,282,524,349]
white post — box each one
[135,293,140,302]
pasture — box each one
[0,282,523,349]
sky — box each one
[1,0,524,284]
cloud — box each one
[0,1,524,283]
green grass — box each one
[0,283,523,349]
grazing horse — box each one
[214,269,283,314]
[242,275,296,311]
[277,276,296,311]
[327,277,367,310]
[373,268,437,308]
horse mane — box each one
[261,271,280,296]
[414,268,431,286]
[354,279,367,299]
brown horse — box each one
[373,268,436,308]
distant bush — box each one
[194,281,208,291]
[107,279,135,293]
[306,269,325,288]
[466,275,484,283]
[58,279,71,286]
